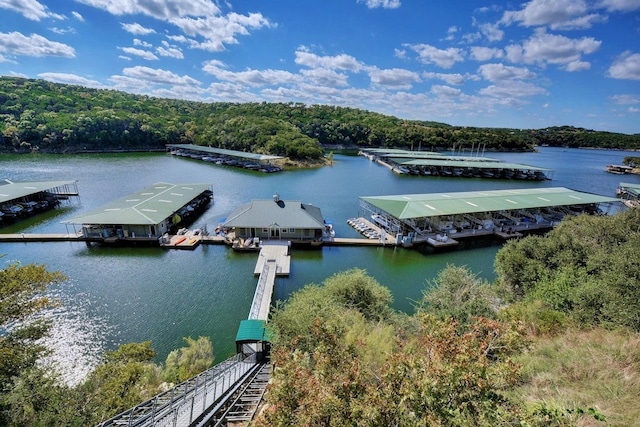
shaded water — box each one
[1,147,638,384]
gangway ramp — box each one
[249,242,290,321]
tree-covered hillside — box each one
[1,77,639,157]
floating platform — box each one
[253,242,290,276]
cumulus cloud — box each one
[121,65,201,86]
[295,48,364,72]
[598,0,640,12]
[470,46,504,61]
[478,63,537,82]
[0,0,64,21]
[479,80,547,98]
[608,51,640,80]
[0,31,75,58]
[368,67,421,89]
[501,0,605,30]
[506,29,601,71]
[403,43,464,69]
[75,0,220,20]
[156,42,184,59]
[422,72,470,85]
[300,68,350,88]
[122,22,156,35]
[169,12,273,52]
[72,11,84,21]
[357,0,401,9]
[120,47,159,60]
[202,60,300,87]
[37,72,104,88]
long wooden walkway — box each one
[249,242,290,321]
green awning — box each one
[235,319,269,342]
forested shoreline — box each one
[2,77,639,160]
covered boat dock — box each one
[359,148,552,180]
[62,182,212,244]
[0,180,79,224]
[357,187,619,247]
[617,182,640,208]
[167,143,284,172]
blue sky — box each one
[1,0,639,134]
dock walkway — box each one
[249,242,290,321]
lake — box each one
[1,147,638,384]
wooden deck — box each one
[253,241,290,276]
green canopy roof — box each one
[619,182,640,197]
[62,182,211,225]
[235,319,269,342]
[223,198,325,229]
[0,180,77,204]
[167,143,283,161]
[361,187,619,219]
[399,158,551,171]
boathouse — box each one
[357,187,619,247]
[223,194,327,244]
[617,182,640,208]
[62,182,212,241]
[1,180,79,224]
[167,143,284,172]
[360,148,553,180]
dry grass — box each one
[515,328,640,426]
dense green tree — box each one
[495,208,640,331]
[163,336,214,383]
[417,264,497,325]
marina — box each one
[0,147,637,384]
[360,148,553,180]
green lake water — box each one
[1,147,638,384]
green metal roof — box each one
[235,319,268,342]
[223,198,325,229]
[361,187,619,219]
[619,182,640,196]
[0,180,77,204]
[62,182,211,225]
[399,158,551,171]
[167,143,284,161]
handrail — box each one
[96,353,257,427]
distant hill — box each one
[1,77,639,157]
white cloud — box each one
[120,47,158,60]
[478,22,504,42]
[404,43,464,69]
[170,12,273,52]
[133,39,153,48]
[478,63,537,82]
[506,29,601,71]
[608,51,640,80]
[422,72,469,85]
[295,48,364,72]
[470,46,504,61]
[598,0,640,12]
[202,60,299,87]
[300,68,350,88]
[0,31,75,58]
[50,27,76,35]
[72,11,84,21]
[479,80,547,98]
[0,0,64,21]
[431,85,463,99]
[121,65,201,86]
[36,72,104,88]
[156,45,184,59]
[75,0,220,20]
[501,0,604,30]
[121,22,156,35]
[611,94,640,104]
[368,67,421,89]
[357,0,401,9]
